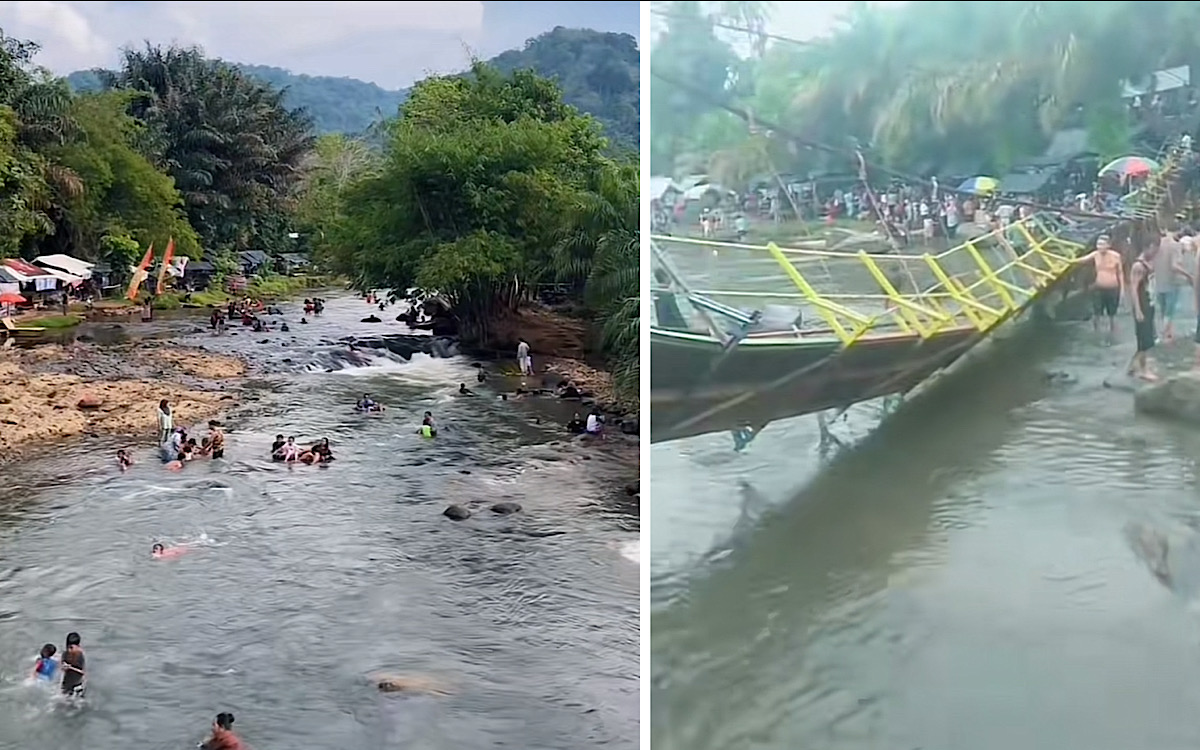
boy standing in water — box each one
[60,631,85,698]
[157,400,173,443]
[517,339,532,376]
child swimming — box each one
[151,543,189,560]
[117,449,133,470]
[31,643,58,681]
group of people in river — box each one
[1072,225,1200,381]
[206,296,327,334]
[150,400,226,470]
[270,434,335,464]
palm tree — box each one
[549,161,640,402]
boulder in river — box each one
[443,504,471,521]
[361,315,382,323]
[1133,373,1200,425]
[624,481,639,496]
[490,501,522,515]
[76,393,103,410]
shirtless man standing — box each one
[1072,234,1124,340]
[1129,240,1161,381]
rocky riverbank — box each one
[0,342,244,461]
[480,305,638,417]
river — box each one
[651,247,1200,750]
[0,295,639,750]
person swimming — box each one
[152,542,189,559]
[458,383,475,396]
[419,411,437,438]
[310,438,334,463]
[356,393,384,412]
[32,643,58,681]
[117,449,133,470]
[201,712,244,750]
[270,434,285,460]
[566,413,585,434]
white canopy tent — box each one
[35,254,94,280]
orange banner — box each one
[125,243,154,301]
[155,237,176,295]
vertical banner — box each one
[125,243,154,301]
[156,237,176,295]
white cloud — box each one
[0,1,488,88]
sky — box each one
[0,0,640,89]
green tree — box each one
[98,44,314,253]
[324,62,610,341]
[43,92,200,260]
[653,1,1200,178]
[550,161,640,400]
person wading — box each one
[1129,240,1161,381]
[157,400,173,444]
[1071,234,1125,341]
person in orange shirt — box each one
[201,712,244,749]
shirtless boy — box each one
[1073,234,1124,340]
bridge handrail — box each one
[654,214,1086,347]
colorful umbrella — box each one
[957,176,999,195]
[0,291,26,305]
[1099,156,1159,178]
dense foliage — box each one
[651,0,1200,182]
[69,26,640,146]
[313,63,640,398]
[0,33,197,266]
[10,28,638,401]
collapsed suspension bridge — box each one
[650,210,1109,446]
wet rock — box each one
[361,315,382,323]
[619,418,639,435]
[624,481,639,496]
[76,393,103,410]
[443,504,471,521]
[490,501,522,515]
[1134,373,1200,425]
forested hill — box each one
[65,27,639,146]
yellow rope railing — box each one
[654,213,1086,347]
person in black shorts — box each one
[1094,286,1120,318]
[1129,243,1160,381]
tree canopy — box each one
[650,0,1200,182]
[316,62,639,399]
[68,26,641,146]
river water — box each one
[0,296,639,750]
[651,248,1200,750]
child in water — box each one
[32,643,58,681]
[152,543,189,559]
[117,449,133,470]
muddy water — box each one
[0,296,639,749]
[652,250,1200,750]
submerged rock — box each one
[1133,373,1200,425]
[443,505,471,521]
[361,315,382,323]
[624,481,639,496]
[490,501,522,515]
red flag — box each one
[125,243,154,301]
[156,237,176,295]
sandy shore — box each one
[0,343,244,460]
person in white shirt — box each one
[585,407,604,437]
[157,399,173,443]
[517,339,532,376]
